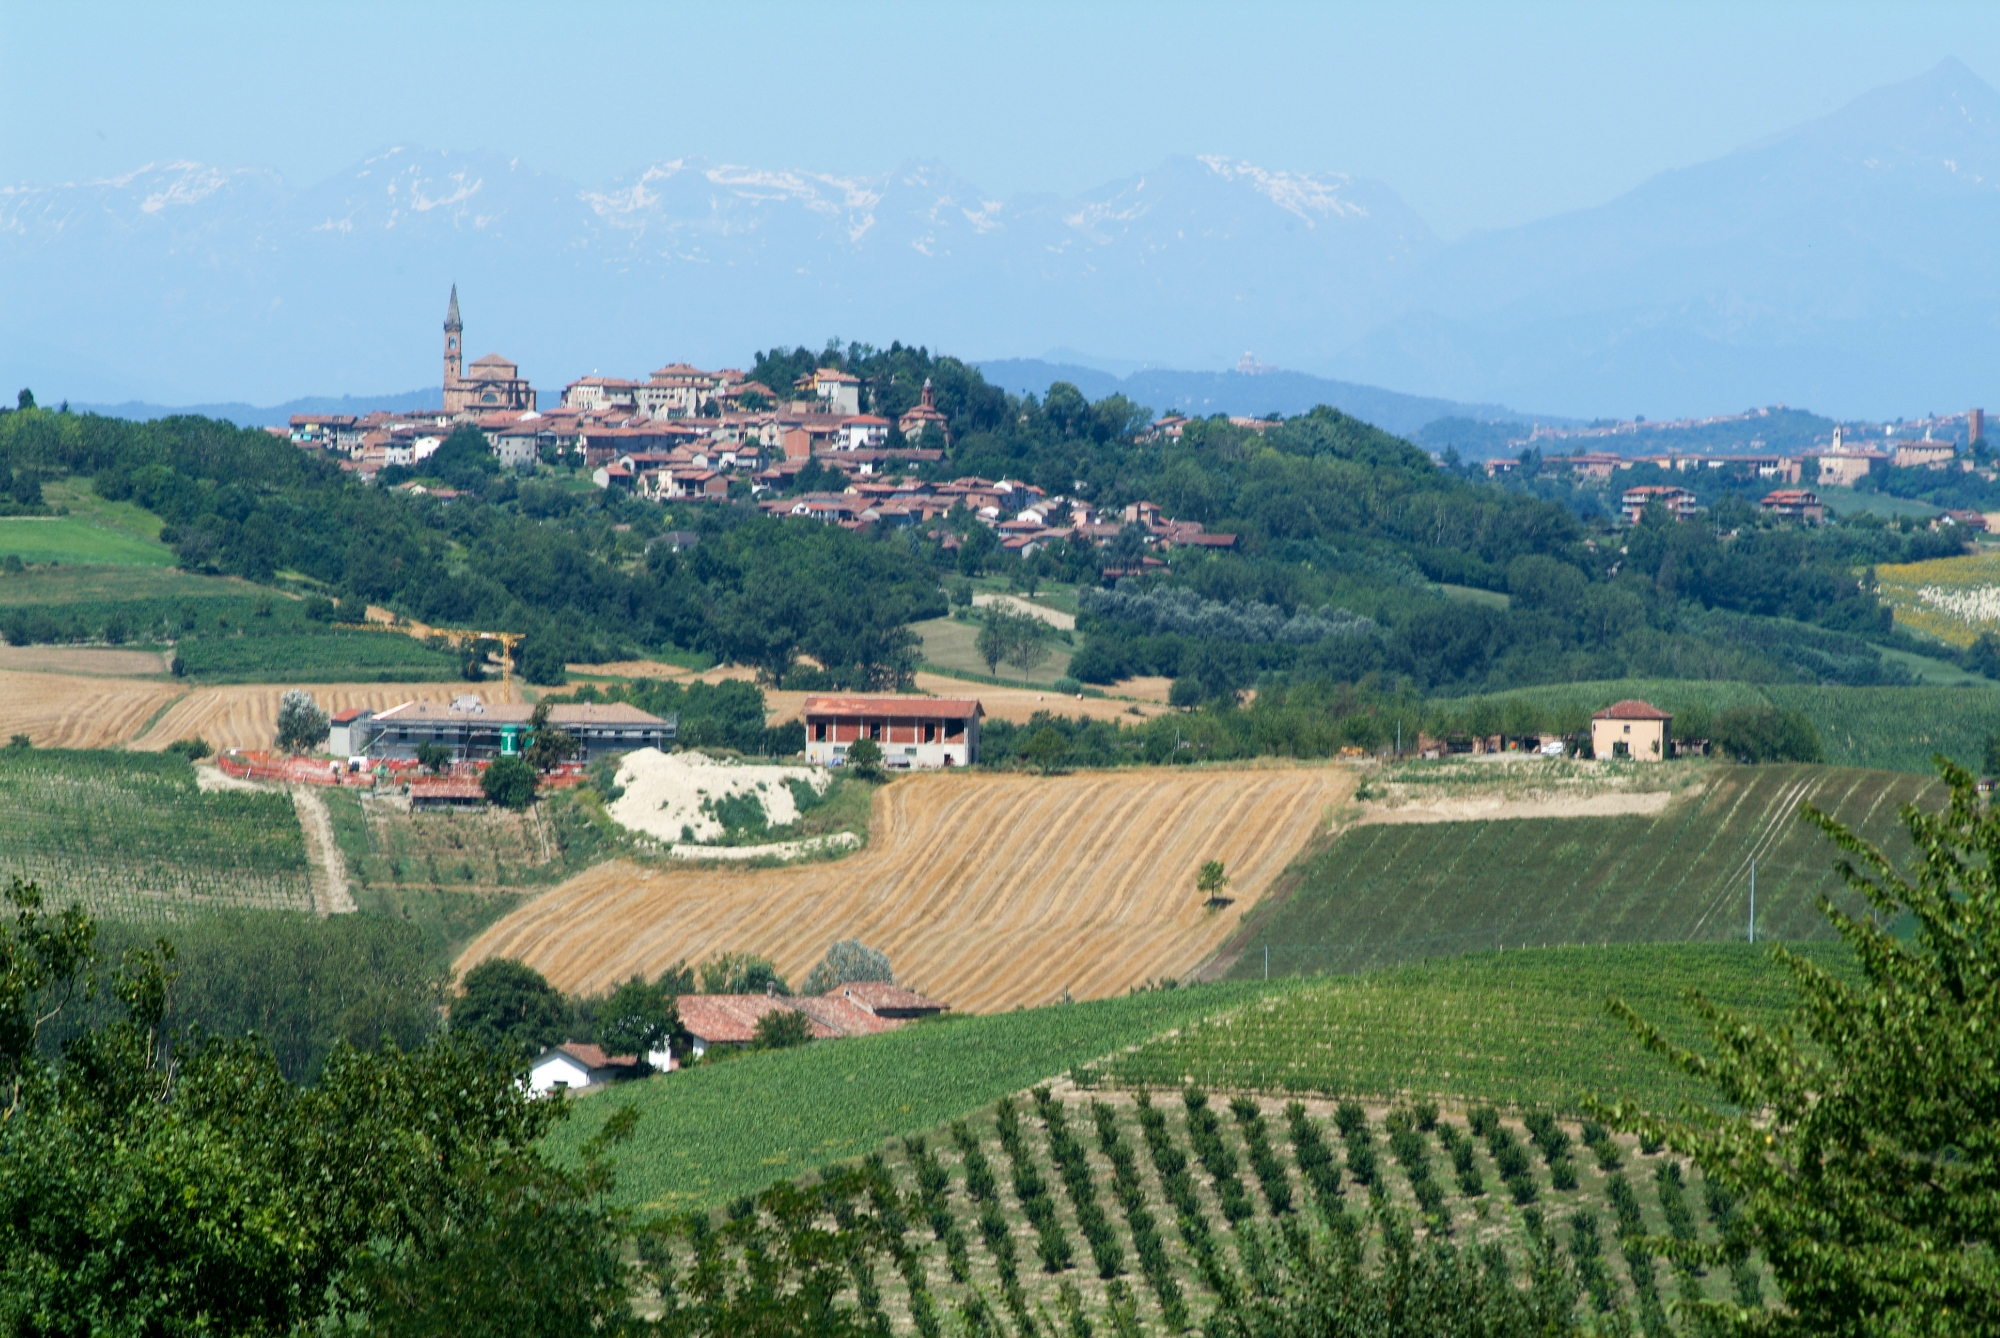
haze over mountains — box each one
[4,59,1996,422]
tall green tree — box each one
[453,958,568,1055]
[1606,758,2000,1335]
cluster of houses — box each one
[526,981,950,1094]
[278,288,1230,557]
[1494,419,1992,531]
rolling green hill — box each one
[1220,763,1927,980]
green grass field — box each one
[172,629,461,682]
[0,564,267,608]
[1225,763,1926,978]
[1126,943,1844,1112]
[912,615,1076,685]
[550,982,1291,1213]
[0,478,177,566]
[0,749,312,919]
[1455,678,2000,772]
[610,945,1821,1330]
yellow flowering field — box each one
[1875,552,2000,646]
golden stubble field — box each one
[455,764,1354,1012]
[0,669,521,752]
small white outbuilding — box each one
[527,1042,646,1095]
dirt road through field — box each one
[457,764,1353,1011]
[290,786,355,915]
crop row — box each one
[0,749,312,918]
[658,1090,1767,1333]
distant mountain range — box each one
[6,59,1997,420]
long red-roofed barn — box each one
[804,695,982,769]
[675,985,948,1059]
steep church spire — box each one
[443,284,463,397]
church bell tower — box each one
[443,284,463,399]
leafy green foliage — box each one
[1709,704,1825,763]
[0,884,634,1334]
[696,951,789,996]
[274,687,330,753]
[844,737,883,780]
[594,974,682,1064]
[751,1008,814,1050]
[480,755,537,808]
[1605,759,2000,1334]
[801,939,894,996]
[452,957,568,1055]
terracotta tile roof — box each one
[676,995,841,1044]
[803,695,983,720]
[1593,699,1672,721]
[838,982,948,1016]
[553,1041,638,1068]
[792,995,902,1037]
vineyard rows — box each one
[1229,764,1932,979]
[1137,943,1844,1113]
[651,1087,1767,1333]
[0,750,312,920]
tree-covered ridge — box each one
[3,346,1976,697]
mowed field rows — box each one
[0,669,521,752]
[1221,764,1935,980]
[458,766,1353,1011]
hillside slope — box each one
[1213,763,1930,980]
[457,765,1353,1010]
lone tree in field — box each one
[1197,860,1231,906]
[274,690,329,754]
[802,940,894,996]
[1605,757,2000,1334]
[844,737,884,780]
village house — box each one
[800,367,862,417]
[674,985,949,1060]
[346,696,673,762]
[526,1042,657,1095]
[804,695,983,769]
[1759,488,1825,523]
[1591,700,1671,761]
[1619,485,1698,523]
[1933,509,1990,533]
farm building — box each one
[408,776,487,810]
[347,695,673,762]
[1619,485,1698,523]
[526,1042,649,1094]
[1591,699,1671,761]
[803,695,982,769]
[676,986,949,1060]
[327,707,372,755]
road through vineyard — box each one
[458,766,1353,1011]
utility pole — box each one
[1749,859,1756,945]
[1264,944,1270,979]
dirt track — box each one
[455,764,1353,1011]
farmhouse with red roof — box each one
[804,695,983,769]
[1590,700,1671,761]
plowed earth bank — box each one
[457,766,1353,1012]
[0,670,520,751]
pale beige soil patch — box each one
[0,646,172,676]
[1349,754,1704,827]
[457,764,1353,1011]
[1109,675,1173,703]
[1359,790,1675,824]
[606,748,829,844]
[970,592,1076,630]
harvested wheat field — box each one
[131,680,525,753]
[0,670,186,749]
[457,764,1353,1012]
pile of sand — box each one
[605,749,829,844]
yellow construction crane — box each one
[334,616,525,686]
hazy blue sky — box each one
[3,2,1998,238]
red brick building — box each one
[803,695,982,769]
